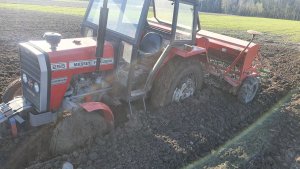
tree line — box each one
[200,0,300,20]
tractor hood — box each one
[19,37,115,111]
[26,37,115,73]
[28,37,114,60]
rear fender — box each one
[163,46,207,64]
[80,102,114,126]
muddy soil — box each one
[246,92,300,169]
[0,9,299,169]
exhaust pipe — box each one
[95,0,109,73]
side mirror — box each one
[81,26,95,37]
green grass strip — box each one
[201,13,300,42]
[0,3,85,16]
[54,0,88,3]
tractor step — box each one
[130,89,146,101]
[128,89,147,114]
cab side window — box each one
[175,3,194,40]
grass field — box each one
[0,3,85,16]
[1,3,300,42]
[202,13,300,42]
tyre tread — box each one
[151,57,203,107]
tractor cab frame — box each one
[81,0,203,106]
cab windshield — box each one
[86,0,145,39]
[153,0,195,29]
[151,0,196,40]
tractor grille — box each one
[20,46,41,110]
[20,48,41,80]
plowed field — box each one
[0,9,299,169]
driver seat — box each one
[138,32,163,57]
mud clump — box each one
[50,110,107,155]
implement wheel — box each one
[151,57,204,108]
[2,78,22,103]
[238,76,260,104]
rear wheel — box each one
[2,78,22,103]
[151,57,204,108]
[238,76,260,104]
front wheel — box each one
[151,57,204,108]
[1,78,23,137]
[238,76,260,104]
[2,78,22,103]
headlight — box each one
[34,82,39,93]
[22,73,28,83]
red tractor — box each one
[0,0,262,153]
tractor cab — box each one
[81,0,201,104]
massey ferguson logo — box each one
[51,59,114,71]
[51,63,67,71]
[69,58,114,69]
[69,60,95,69]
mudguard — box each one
[164,46,207,64]
[80,102,114,125]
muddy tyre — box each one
[151,57,204,108]
[2,78,22,103]
[50,110,109,155]
[238,76,260,104]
